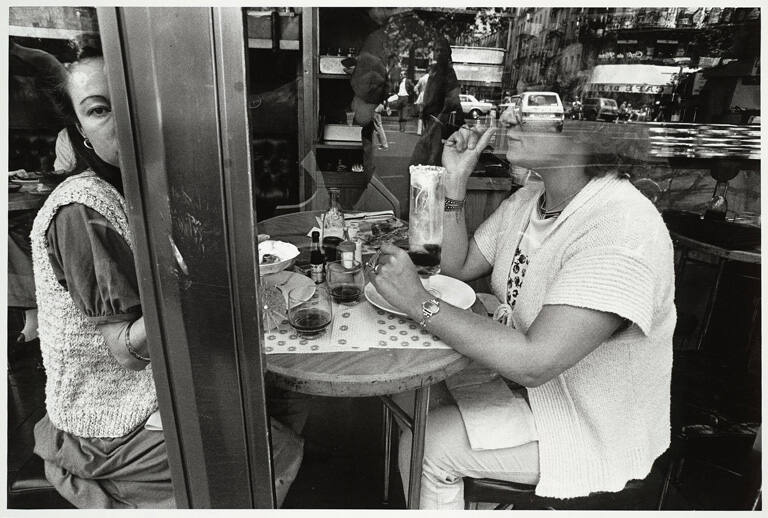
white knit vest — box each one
[30,171,157,438]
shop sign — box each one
[587,83,664,94]
[598,50,645,62]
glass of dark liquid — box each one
[408,165,445,295]
[287,285,332,336]
[326,260,365,305]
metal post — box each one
[382,404,393,503]
[697,258,727,350]
[407,386,431,509]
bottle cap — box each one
[311,230,320,240]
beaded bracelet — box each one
[444,197,465,212]
[125,321,150,362]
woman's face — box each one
[499,106,585,170]
[67,58,119,167]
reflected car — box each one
[582,97,619,122]
[508,91,565,132]
[459,94,495,119]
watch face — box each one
[423,299,440,316]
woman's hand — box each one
[441,125,496,198]
[367,243,432,320]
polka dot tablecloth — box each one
[263,298,452,354]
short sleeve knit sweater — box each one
[30,171,157,438]
[473,174,676,498]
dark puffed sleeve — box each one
[46,203,142,324]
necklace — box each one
[538,186,584,218]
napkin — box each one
[445,362,537,451]
[144,410,163,431]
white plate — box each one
[364,274,476,316]
[262,270,315,301]
[258,240,300,276]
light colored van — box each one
[510,91,565,132]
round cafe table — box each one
[259,211,472,509]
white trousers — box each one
[394,383,540,509]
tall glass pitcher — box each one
[408,165,445,277]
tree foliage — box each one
[690,22,760,59]
[382,8,507,62]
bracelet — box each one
[444,197,465,212]
[125,321,150,362]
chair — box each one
[381,397,666,510]
[658,420,761,510]
[463,465,663,510]
[8,455,75,509]
[7,331,74,510]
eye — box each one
[87,105,111,117]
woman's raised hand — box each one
[441,125,496,198]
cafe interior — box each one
[5,6,762,511]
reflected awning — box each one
[454,63,503,85]
[585,64,699,95]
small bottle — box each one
[310,230,325,283]
[323,187,345,239]
[338,241,356,269]
[353,238,363,264]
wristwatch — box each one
[418,298,441,328]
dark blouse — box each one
[45,203,142,324]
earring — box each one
[83,138,94,150]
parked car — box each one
[459,94,495,119]
[479,98,500,116]
[582,97,619,122]
[507,91,565,132]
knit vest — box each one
[30,171,157,438]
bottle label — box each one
[311,263,325,283]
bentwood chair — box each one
[462,476,655,510]
[463,441,672,510]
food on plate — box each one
[356,217,408,249]
[260,253,281,265]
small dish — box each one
[258,240,300,276]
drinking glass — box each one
[326,260,365,305]
[408,165,445,296]
[288,285,332,336]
